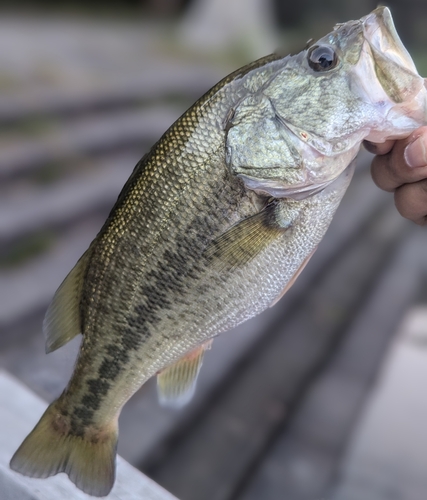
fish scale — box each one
[10,7,427,497]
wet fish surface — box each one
[10,7,427,497]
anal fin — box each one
[157,340,213,408]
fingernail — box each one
[404,135,427,168]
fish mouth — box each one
[361,7,423,104]
[362,7,417,74]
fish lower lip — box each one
[362,6,417,74]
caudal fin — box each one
[10,401,118,497]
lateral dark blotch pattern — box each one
[98,358,122,381]
[73,406,94,428]
[84,379,109,411]
[133,237,203,328]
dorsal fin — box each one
[157,340,213,408]
[43,250,90,353]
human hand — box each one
[366,126,427,226]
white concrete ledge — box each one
[0,371,178,500]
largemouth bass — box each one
[10,7,427,497]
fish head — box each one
[227,6,427,198]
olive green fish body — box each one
[64,55,282,423]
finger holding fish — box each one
[371,128,427,191]
[368,126,427,225]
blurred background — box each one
[1,1,427,499]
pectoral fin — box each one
[43,250,90,353]
[204,203,287,271]
[157,341,213,408]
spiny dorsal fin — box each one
[157,340,213,408]
[204,203,286,271]
[43,250,91,353]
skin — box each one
[366,126,427,226]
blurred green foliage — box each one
[0,232,54,269]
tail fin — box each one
[10,401,118,497]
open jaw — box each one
[359,7,427,143]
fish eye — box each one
[308,45,338,71]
